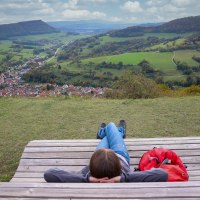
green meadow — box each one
[0,40,13,51]
[0,96,200,181]
[82,50,200,81]
[10,32,84,43]
[174,50,200,66]
[83,51,176,71]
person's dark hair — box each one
[89,149,121,178]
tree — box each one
[104,71,160,99]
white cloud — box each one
[160,4,186,13]
[63,0,79,9]
[108,16,123,22]
[86,0,107,2]
[127,16,137,22]
[146,0,164,6]
[81,0,118,3]
[121,1,143,13]
[62,9,106,20]
[172,0,195,7]
[34,8,55,15]
[146,7,158,14]
[0,0,199,24]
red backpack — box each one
[138,147,189,182]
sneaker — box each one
[96,123,106,139]
[119,120,126,138]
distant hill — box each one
[48,20,134,35]
[48,20,162,35]
[110,15,200,37]
[0,20,57,39]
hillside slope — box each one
[110,15,200,37]
[0,20,57,39]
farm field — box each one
[174,50,200,66]
[83,52,176,71]
[83,50,200,69]
[0,96,200,181]
[10,32,85,43]
[82,50,200,80]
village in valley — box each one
[0,55,104,97]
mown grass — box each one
[0,96,200,181]
[83,51,176,71]
[174,50,200,66]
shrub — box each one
[158,85,200,97]
[158,84,175,97]
[179,85,200,96]
[104,72,160,99]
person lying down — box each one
[44,121,168,183]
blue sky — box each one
[0,0,200,24]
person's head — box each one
[89,148,121,178]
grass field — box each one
[0,96,200,181]
[83,51,176,71]
[0,40,13,51]
[174,50,200,66]
[82,50,200,81]
[10,32,85,43]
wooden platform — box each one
[0,137,200,199]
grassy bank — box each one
[0,96,200,181]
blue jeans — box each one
[96,122,130,164]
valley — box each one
[1,16,200,96]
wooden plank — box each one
[12,169,200,179]
[18,156,200,166]
[10,178,46,182]
[19,158,90,166]
[10,175,200,183]
[27,139,200,147]
[2,197,200,200]
[2,182,200,189]
[73,198,200,200]
[21,149,200,159]
[22,152,94,159]
[15,163,200,173]
[1,187,200,198]
[14,172,44,178]
[24,143,200,153]
[2,198,199,200]
[2,199,69,200]
[2,182,200,199]
[28,137,200,143]
[16,165,85,172]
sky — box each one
[0,0,200,24]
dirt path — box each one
[172,51,177,66]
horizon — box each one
[0,0,200,25]
[0,18,165,26]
